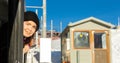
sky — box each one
[25,0,120,32]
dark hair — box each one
[23,35,34,45]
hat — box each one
[24,11,39,31]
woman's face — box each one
[23,20,37,37]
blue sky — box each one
[25,0,120,32]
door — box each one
[92,31,110,63]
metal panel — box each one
[8,0,24,63]
[0,0,8,63]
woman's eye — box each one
[26,23,31,25]
[33,26,36,29]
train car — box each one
[0,0,24,63]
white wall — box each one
[110,29,120,63]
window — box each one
[74,32,90,48]
[94,33,106,48]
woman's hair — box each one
[23,35,34,45]
[23,11,40,45]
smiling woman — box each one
[23,11,40,63]
[23,11,39,46]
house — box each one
[61,17,116,63]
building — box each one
[61,17,117,63]
[110,29,120,63]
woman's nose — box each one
[28,26,33,31]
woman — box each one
[23,11,39,53]
[23,11,39,63]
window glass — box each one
[94,33,106,48]
[74,32,90,48]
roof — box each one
[68,16,115,28]
[61,16,116,36]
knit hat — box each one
[24,11,39,31]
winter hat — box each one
[24,11,39,31]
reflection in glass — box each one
[74,32,89,48]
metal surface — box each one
[8,0,24,63]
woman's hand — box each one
[23,44,30,54]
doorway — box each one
[92,31,110,63]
